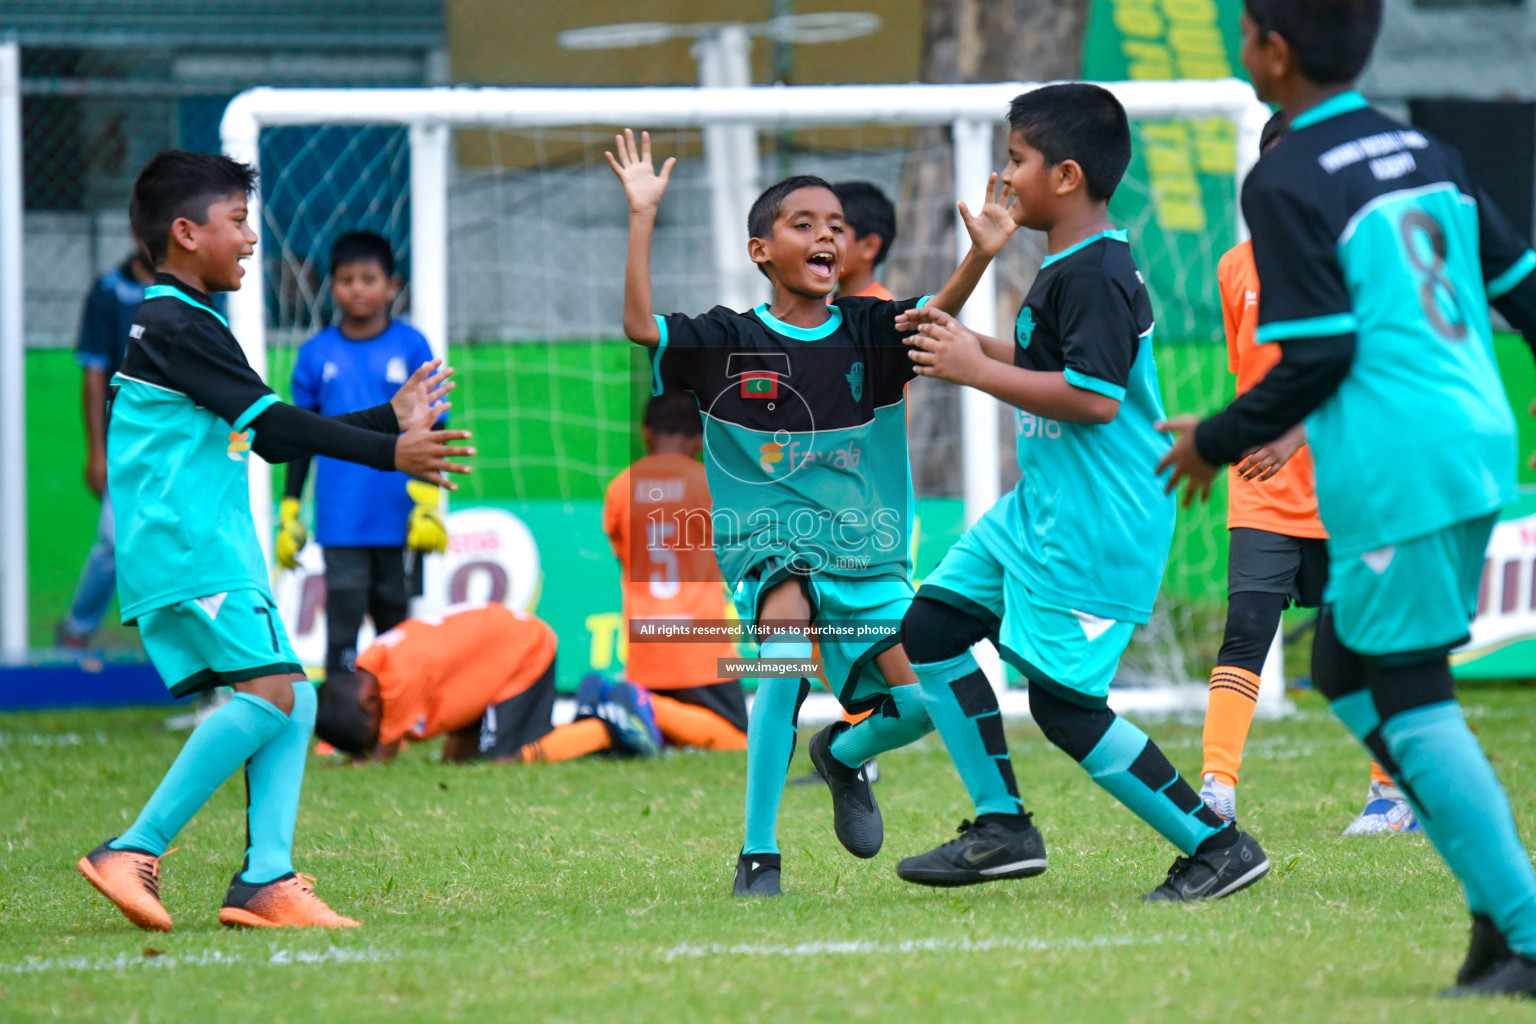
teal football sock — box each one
[829,683,933,767]
[113,692,289,856]
[1383,701,1536,955]
[914,651,1022,817]
[742,633,812,856]
[240,681,317,884]
[1329,689,1490,912]
[1079,715,1224,856]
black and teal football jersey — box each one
[648,297,926,585]
[108,275,280,622]
[1008,230,1174,624]
[1237,91,1535,558]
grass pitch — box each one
[3,688,1536,1023]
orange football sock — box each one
[518,719,612,763]
[1370,759,1394,786]
[651,695,747,750]
[1203,665,1262,787]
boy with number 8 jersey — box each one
[1160,0,1536,997]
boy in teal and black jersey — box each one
[76,150,473,932]
[897,84,1268,899]
[1160,0,1536,997]
[607,129,1017,896]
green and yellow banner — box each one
[1084,0,1250,343]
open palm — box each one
[960,172,1018,258]
[605,129,676,214]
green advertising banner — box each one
[1083,0,1250,343]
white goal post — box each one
[219,79,1273,718]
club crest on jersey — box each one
[386,357,408,384]
[1016,307,1036,349]
[227,430,252,461]
[846,361,865,401]
[741,372,778,399]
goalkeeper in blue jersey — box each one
[895,84,1267,900]
[75,151,473,933]
[607,128,1015,897]
[277,231,448,682]
[1159,0,1536,998]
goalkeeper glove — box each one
[275,496,307,570]
[406,481,448,554]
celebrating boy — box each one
[76,150,472,932]
[896,84,1267,900]
[608,129,1013,896]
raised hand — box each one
[391,358,455,431]
[605,129,676,215]
[960,171,1019,258]
[394,425,473,490]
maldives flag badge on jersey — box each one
[740,372,779,399]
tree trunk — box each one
[891,0,1091,495]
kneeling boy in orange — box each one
[316,602,661,763]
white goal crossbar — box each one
[217,79,1273,717]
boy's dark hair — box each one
[129,150,257,265]
[1244,0,1382,85]
[1259,110,1290,155]
[330,231,396,278]
[748,174,837,240]
[643,391,702,437]
[315,673,378,756]
[1007,84,1132,204]
[831,181,897,267]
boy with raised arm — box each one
[1159,0,1536,995]
[896,84,1267,900]
[75,150,473,932]
[608,129,1014,896]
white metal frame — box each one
[0,39,27,658]
[216,79,1274,713]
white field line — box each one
[664,934,1166,961]
[0,945,396,974]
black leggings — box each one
[1216,591,1288,675]
[1309,607,1457,787]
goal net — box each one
[224,81,1270,712]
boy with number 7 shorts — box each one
[76,150,473,932]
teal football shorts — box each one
[1327,513,1495,661]
[137,588,303,697]
[732,557,914,714]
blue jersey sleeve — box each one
[290,340,322,411]
[75,281,118,372]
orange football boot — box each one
[217,872,360,929]
[77,841,173,932]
